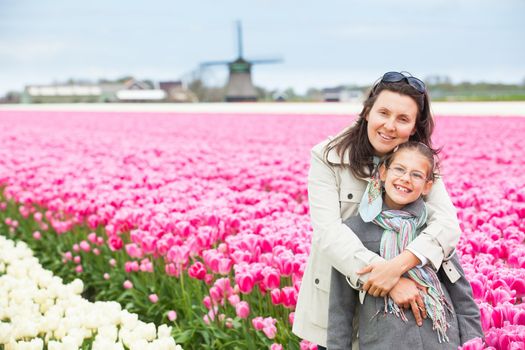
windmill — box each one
[200,21,282,102]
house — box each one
[322,86,364,102]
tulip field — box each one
[0,110,524,349]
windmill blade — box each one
[236,20,243,58]
[200,61,231,68]
[249,58,284,65]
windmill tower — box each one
[200,21,282,102]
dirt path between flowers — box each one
[1,101,525,117]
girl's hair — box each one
[324,76,434,179]
[380,141,441,181]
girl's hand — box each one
[388,277,428,326]
[357,260,402,296]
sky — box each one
[1,0,524,95]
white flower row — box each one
[0,235,183,350]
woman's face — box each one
[366,90,418,156]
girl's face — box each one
[379,149,433,210]
[366,90,418,156]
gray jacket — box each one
[327,199,483,350]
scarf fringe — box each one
[373,208,455,343]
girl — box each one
[327,142,483,349]
[292,72,462,349]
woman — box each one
[292,72,462,349]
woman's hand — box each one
[357,260,402,297]
[388,277,428,326]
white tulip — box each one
[135,322,156,341]
[96,325,118,342]
[61,339,80,350]
[62,333,83,348]
[47,340,64,350]
[0,236,185,349]
[0,322,13,343]
[54,323,68,340]
[120,310,138,330]
[152,337,178,350]
[12,320,39,338]
[92,338,125,350]
[69,279,84,295]
[129,338,149,350]
[157,324,172,338]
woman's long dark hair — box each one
[324,79,434,179]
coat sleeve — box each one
[439,255,484,344]
[308,143,385,287]
[406,176,461,270]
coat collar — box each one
[324,136,372,181]
[326,145,350,165]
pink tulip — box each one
[252,317,265,331]
[108,236,123,251]
[262,320,277,339]
[165,263,180,277]
[209,286,222,303]
[270,344,283,350]
[228,294,240,307]
[288,311,295,325]
[125,261,139,273]
[218,258,233,275]
[281,286,298,308]
[300,340,317,350]
[270,288,282,305]
[75,265,83,273]
[459,337,484,350]
[167,310,177,321]
[149,294,159,303]
[87,232,97,243]
[236,301,250,319]
[32,231,42,240]
[262,267,281,290]
[103,273,110,280]
[203,296,212,309]
[123,280,133,289]
[236,273,255,294]
[79,240,90,252]
[125,243,144,259]
[188,262,207,280]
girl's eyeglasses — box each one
[387,165,429,184]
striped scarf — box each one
[373,206,453,343]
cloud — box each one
[0,40,67,62]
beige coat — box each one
[292,137,461,347]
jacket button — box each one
[315,278,320,284]
[347,193,353,200]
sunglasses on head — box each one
[380,71,426,94]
